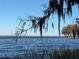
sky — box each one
[0,0,79,36]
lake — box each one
[0,36,79,58]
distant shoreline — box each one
[0,36,64,39]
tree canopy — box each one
[16,0,79,37]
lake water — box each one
[0,36,79,58]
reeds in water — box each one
[1,49,79,59]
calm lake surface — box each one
[0,36,79,58]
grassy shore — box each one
[1,49,79,59]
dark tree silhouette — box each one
[38,16,49,37]
[46,0,79,36]
[16,0,79,37]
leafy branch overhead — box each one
[16,15,49,36]
[16,0,79,36]
[49,0,79,36]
